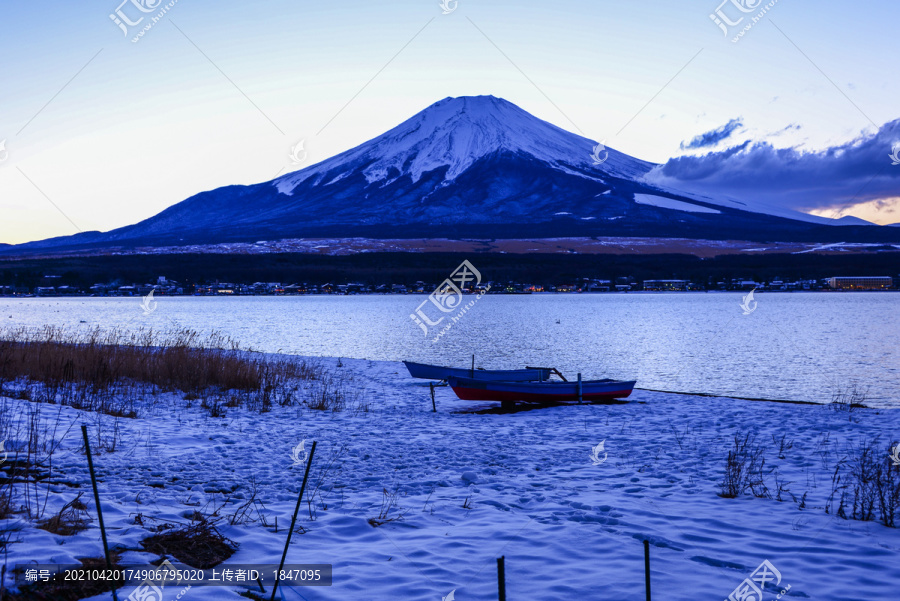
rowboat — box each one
[403,361,551,382]
[446,376,636,403]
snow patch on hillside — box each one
[634,194,721,214]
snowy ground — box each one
[3,356,899,601]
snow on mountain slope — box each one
[275,96,653,195]
[633,194,721,214]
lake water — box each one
[1,293,898,407]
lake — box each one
[1,292,897,407]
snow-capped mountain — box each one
[276,95,652,193]
[8,96,900,253]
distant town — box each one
[0,275,896,297]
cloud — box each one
[772,123,801,136]
[680,118,744,150]
[648,119,900,216]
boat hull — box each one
[447,376,636,402]
[403,361,550,382]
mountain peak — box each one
[400,95,545,146]
[426,94,520,115]
[275,96,649,194]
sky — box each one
[1,0,899,244]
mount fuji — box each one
[8,95,899,254]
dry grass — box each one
[367,486,406,527]
[718,433,770,499]
[826,438,900,527]
[37,493,90,536]
[0,326,322,416]
[304,370,365,412]
[0,403,73,524]
[227,478,270,527]
[139,517,238,569]
[829,381,869,417]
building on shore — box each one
[826,276,893,290]
[642,280,689,291]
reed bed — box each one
[0,326,322,416]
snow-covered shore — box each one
[3,356,899,601]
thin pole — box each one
[430,383,436,412]
[271,441,317,601]
[577,373,583,404]
[81,425,118,601]
[471,354,475,378]
[643,539,651,601]
[497,556,506,601]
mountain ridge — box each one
[6,95,900,254]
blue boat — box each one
[403,361,551,382]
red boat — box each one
[447,376,636,403]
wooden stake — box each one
[644,539,651,601]
[81,425,118,601]
[577,373,583,404]
[497,556,506,601]
[271,441,317,601]
[430,383,436,412]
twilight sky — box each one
[2,0,899,244]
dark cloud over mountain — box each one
[651,119,900,212]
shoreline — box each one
[1,355,898,599]
[4,288,900,299]
[635,387,826,407]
